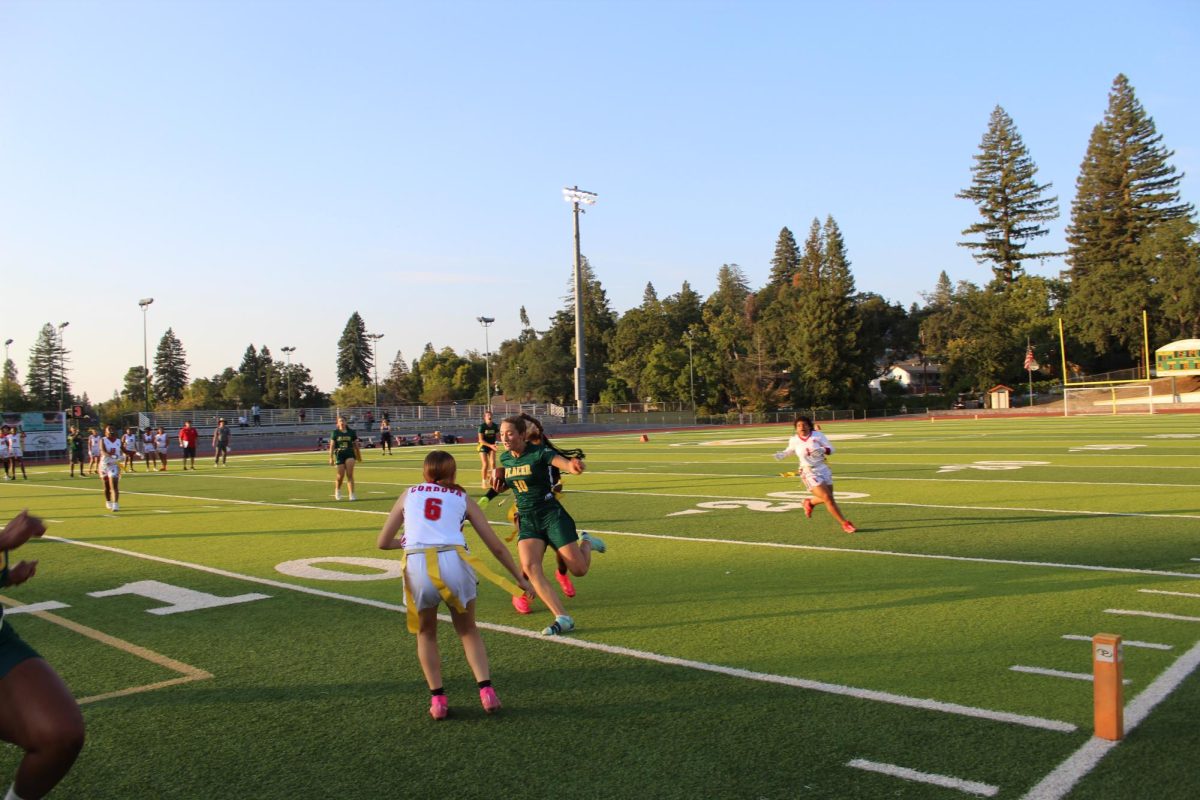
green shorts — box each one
[334,453,356,466]
[0,620,41,679]
[516,501,579,551]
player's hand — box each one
[516,577,534,595]
[773,451,788,461]
[3,560,38,587]
[0,510,47,550]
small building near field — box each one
[987,384,1014,409]
[869,359,944,394]
[1154,339,1200,376]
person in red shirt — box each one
[178,421,199,470]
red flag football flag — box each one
[1024,346,1038,371]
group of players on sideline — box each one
[1,412,853,746]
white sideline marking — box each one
[1062,635,1171,651]
[1020,638,1200,800]
[1009,665,1131,685]
[154,510,172,514]
[1104,608,1200,623]
[847,759,998,797]
[1138,589,1200,599]
[43,535,1075,733]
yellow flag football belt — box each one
[399,546,523,634]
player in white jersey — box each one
[377,450,531,720]
[121,428,140,473]
[99,426,128,511]
[0,427,10,481]
[154,428,169,471]
[6,429,25,480]
[142,428,157,472]
[775,415,856,533]
[87,429,101,475]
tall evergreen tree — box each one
[548,257,616,403]
[336,312,372,386]
[957,105,1062,285]
[1066,74,1194,358]
[152,328,189,404]
[25,323,69,408]
[767,227,800,286]
[1,358,27,410]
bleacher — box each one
[137,403,565,453]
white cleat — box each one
[349,493,357,502]
[334,490,341,501]
[111,502,119,512]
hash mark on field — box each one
[1105,608,1200,623]
[1138,589,1200,600]
[1010,665,1130,684]
[2,600,70,614]
[1062,635,1172,651]
[154,510,172,514]
[847,759,998,797]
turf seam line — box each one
[1009,665,1131,684]
[846,759,999,797]
[1137,589,1200,599]
[1019,638,1200,800]
[1103,608,1200,623]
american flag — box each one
[1023,346,1039,372]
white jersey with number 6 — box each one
[401,483,468,550]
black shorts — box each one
[71,450,85,463]
[183,445,196,458]
[0,621,41,678]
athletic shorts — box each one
[516,501,579,550]
[0,620,41,679]
[404,548,478,611]
[334,453,355,466]
[71,450,85,463]
[183,446,196,458]
[143,446,157,455]
[479,445,494,454]
[380,432,392,444]
[215,443,228,453]
[801,465,833,490]
[101,459,120,479]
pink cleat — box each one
[480,686,501,714]
[429,695,448,720]
[802,499,814,519]
[512,594,532,614]
[842,521,857,534]
[555,571,576,598]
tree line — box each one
[2,75,1196,418]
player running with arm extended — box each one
[775,415,856,533]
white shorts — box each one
[144,446,157,455]
[801,465,833,490]
[101,460,121,479]
[404,549,478,612]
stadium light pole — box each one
[476,316,494,408]
[281,346,296,409]
[684,329,695,422]
[3,338,12,407]
[563,186,597,423]
[139,298,154,411]
[368,333,384,408]
[57,322,69,411]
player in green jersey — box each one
[476,410,499,489]
[328,417,362,501]
[494,415,606,636]
[0,510,86,800]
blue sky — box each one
[2,0,1197,401]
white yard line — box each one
[1137,589,1200,600]
[43,534,1076,734]
[1009,666,1131,685]
[1020,638,1200,800]
[1104,608,1200,623]
[1061,635,1172,651]
[847,759,998,797]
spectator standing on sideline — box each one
[251,404,261,427]
[178,420,199,470]
[68,427,85,477]
[212,419,231,466]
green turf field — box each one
[2,414,1199,799]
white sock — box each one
[6,784,28,800]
